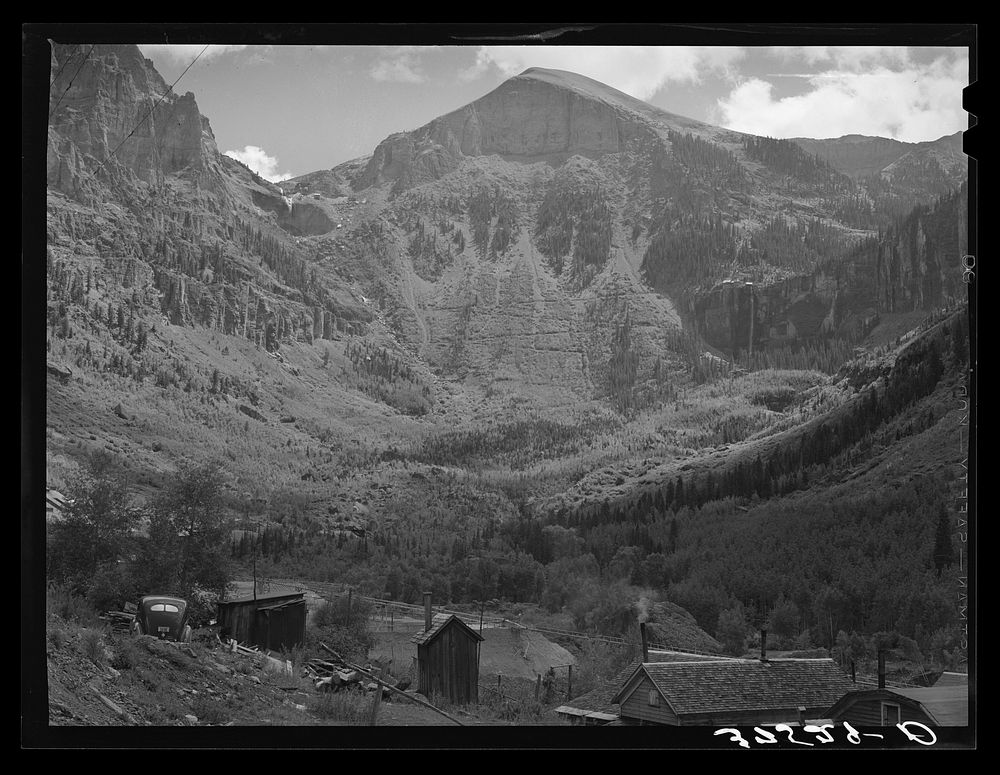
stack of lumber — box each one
[100,611,136,633]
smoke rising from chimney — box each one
[635,596,651,624]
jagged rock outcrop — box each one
[47,45,221,194]
[46,43,371,356]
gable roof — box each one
[557,650,727,718]
[410,613,485,646]
[613,659,857,716]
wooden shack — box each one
[217,591,306,652]
[410,596,483,705]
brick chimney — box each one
[760,629,768,662]
[423,592,433,632]
[640,622,649,662]
[877,649,886,689]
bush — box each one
[305,597,375,663]
[191,695,230,725]
[47,625,68,651]
[46,581,101,626]
[111,637,142,670]
[85,563,141,614]
[311,687,373,724]
[81,628,107,665]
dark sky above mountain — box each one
[137,44,970,182]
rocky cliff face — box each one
[45,43,370,359]
[45,47,968,415]
[46,45,223,196]
[689,184,968,353]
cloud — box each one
[369,46,437,83]
[224,145,293,183]
[138,44,247,66]
[772,46,913,70]
[460,46,746,99]
[715,53,968,142]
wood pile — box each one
[305,657,395,696]
[100,611,136,633]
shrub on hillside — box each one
[304,597,375,662]
[311,687,372,724]
[191,695,230,725]
[111,637,142,671]
[81,628,107,665]
[46,581,102,626]
[47,625,69,651]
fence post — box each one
[567,664,572,700]
[368,667,382,726]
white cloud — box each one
[461,46,747,99]
[138,44,247,66]
[369,46,438,83]
[715,53,969,142]
[224,145,293,183]
[772,46,913,70]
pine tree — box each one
[933,509,954,576]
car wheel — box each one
[181,625,193,643]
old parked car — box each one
[131,595,192,642]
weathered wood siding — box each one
[255,601,305,651]
[832,698,934,727]
[619,675,679,725]
[218,595,305,652]
[416,622,479,705]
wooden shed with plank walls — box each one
[217,591,306,652]
[411,610,484,705]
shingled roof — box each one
[613,658,857,716]
[410,613,484,646]
[556,650,727,719]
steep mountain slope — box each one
[42,46,970,657]
[790,132,966,183]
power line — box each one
[97,44,211,176]
[48,43,97,120]
[47,43,80,97]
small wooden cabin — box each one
[826,685,969,727]
[611,658,857,726]
[411,611,483,705]
[217,591,306,652]
[556,649,722,726]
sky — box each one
[136,44,971,184]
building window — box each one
[881,702,901,726]
[648,689,660,707]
